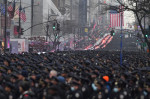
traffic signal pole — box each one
[31,0,34,37]
[46,9,50,42]
[18,0,21,38]
[4,0,8,53]
[120,4,123,66]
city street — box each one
[103,31,139,51]
[0,0,149,99]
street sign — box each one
[125,34,128,38]
[85,28,88,33]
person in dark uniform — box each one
[4,82,14,99]
[80,77,90,99]
[91,79,105,99]
[146,82,150,99]
[67,81,83,99]
[110,81,121,99]
[45,85,61,99]
[18,81,35,99]
[135,81,148,99]
[0,85,7,99]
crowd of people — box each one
[0,51,150,99]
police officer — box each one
[67,81,83,99]
[18,81,35,99]
[91,79,105,99]
[4,82,14,99]
[45,85,61,99]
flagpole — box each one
[4,0,8,53]
[18,0,21,38]
[120,5,123,66]
[13,0,16,17]
[31,0,34,37]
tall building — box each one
[0,0,3,3]
[79,0,87,26]
[87,0,110,27]
[21,0,31,37]
[32,0,43,37]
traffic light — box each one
[111,29,115,36]
[53,23,56,30]
[113,33,115,36]
[57,23,60,31]
[56,35,58,39]
[17,26,20,32]
[21,28,24,35]
[145,34,148,38]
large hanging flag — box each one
[0,4,5,15]
[8,0,16,19]
[110,6,124,28]
[20,8,26,22]
[8,0,16,17]
[16,6,26,22]
[8,1,14,11]
[16,5,22,15]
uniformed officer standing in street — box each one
[67,81,83,99]
[18,81,35,99]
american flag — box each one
[16,7,26,22]
[16,5,21,15]
[110,6,124,28]
[8,3,13,11]
[20,8,26,22]
[0,4,5,15]
[16,8,19,15]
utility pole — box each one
[46,9,50,42]
[4,0,8,53]
[70,0,72,20]
[18,0,21,38]
[31,0,34,37]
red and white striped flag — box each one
[16,8,20,15]
[110,6,124,28]
[8,2,13,11]
[20,8,26,22]
[16,7,26,22]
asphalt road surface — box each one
[102,32,139,51]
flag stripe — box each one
[122,6,124,26]
[110,5,124,28]
[117,14,118,27]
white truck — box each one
[10,39,28,54]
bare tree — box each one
[43,20,62,51]
[114,0,150,51]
